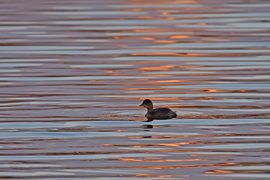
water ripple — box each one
[0,0,270,179]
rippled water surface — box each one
[1,0,270,179]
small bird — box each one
[140,99,177,119]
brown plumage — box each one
[140,99,177,119]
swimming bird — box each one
[140,99,177,119]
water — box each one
[0,0,270,179]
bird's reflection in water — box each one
[142,117,174,138]
[142,136,152,138]
[143,124,153,129]
[142,117,170,130]
[142,119,154,138]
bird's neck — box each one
[147,106,154,113]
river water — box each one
[0,0,270,179]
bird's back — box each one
[151,107,177,119]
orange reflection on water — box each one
[190,154,239,157]
[158,142,189,147]
[205,170,232,174]
[118,158,226,162]
[155,40,177,43]
[170,35,190,39]
[137,16,155,19]
[204,89,220,93]
[206,169,270,174]
[146,80,185,83]
[140,65,174,71]
[133,174,189,178]
[131,52,186,56]
[120,162,239,169]
[131,52,212,57]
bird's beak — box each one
[139,103,144,107]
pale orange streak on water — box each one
[204,170,233,174]
[137,16,156,19]
[118,158,226,162]
[131,52,187,56]
[154,40,177,43]
[133,174,190,178]
[126,162,239,169]
[140,65,174,71]
[158,142,189,146]
[170,35,190,39]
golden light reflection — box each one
[204,89,220,93]
[103,133,238,148]
[144,157,162,159]
[128,8,142,11]
[206,169,270,174]
[133,174,189,178]
[99,130,127,132]
[154,40,176,43]
[103,71,117,73]
[118,158,227,162]
[137,16,155,19]
[165,17,176,20]
[198,22,207,25]
[205,170,232,174]
[115,162,239,169]
[136,97,184,102]
[170,35,190,39]
[140,65,174,70]
[158,142,189,147]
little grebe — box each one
[140,99,177,119]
